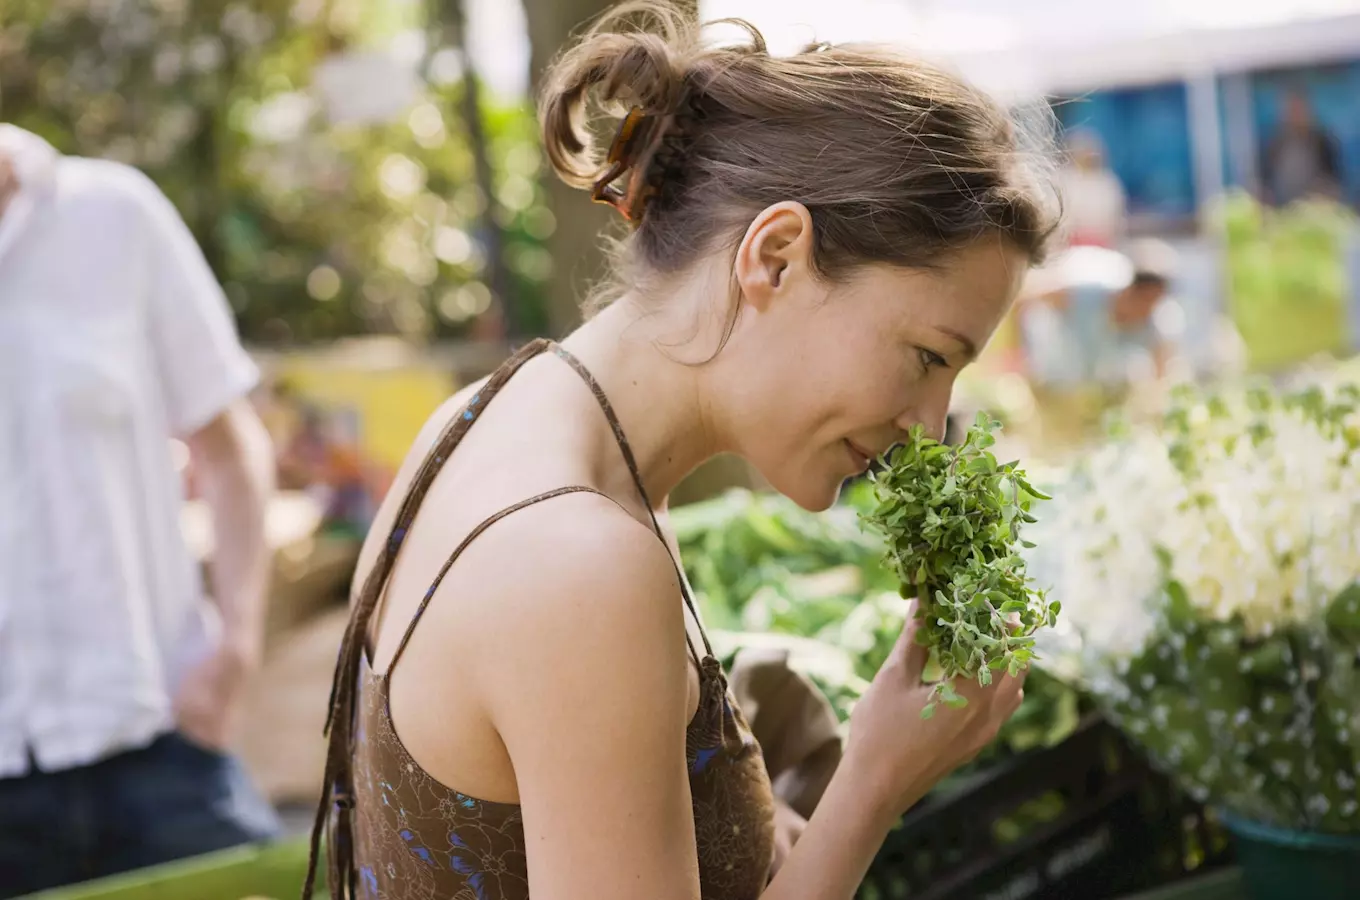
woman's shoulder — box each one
[448,490,694,743]
[455,488,684,641]
[369,454,691,724]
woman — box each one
[304,4,1059,898]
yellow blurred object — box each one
[255,337,457,476]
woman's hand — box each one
[758,604,1025,900]
[843,602,1025,818]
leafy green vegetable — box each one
[863,412,1054,716]
[1218,191,1354,371]
[671,489,895,635]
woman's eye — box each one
[918,348,949,372]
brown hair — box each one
[540,1,1060,318]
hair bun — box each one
[538,2,694,195]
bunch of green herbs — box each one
[863,412,1057,717]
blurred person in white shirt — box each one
[0,125,279,896]
[1058,129,1128,249]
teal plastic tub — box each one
[1218,812,1360,900]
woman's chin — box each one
[799,489,841,513]
[764,469,842,513]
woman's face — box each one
[720,213,1027,512]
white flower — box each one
[1030,376,1360,673]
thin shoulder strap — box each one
[550,342,716,661]
[374,339,551,565]
[324,338,551,735]
[385,485,599,674]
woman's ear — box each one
[733,202,816,313]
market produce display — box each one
[862,413,1058,716]
[1030,377,1360,834]
[1220,191,1354,372]
[672,484,901,720]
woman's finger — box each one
[893,599,930,679]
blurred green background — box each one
[1,0,556,344]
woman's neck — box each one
[559,296,727,507]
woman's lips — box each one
[844,440,873,472]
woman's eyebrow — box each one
[934,326,977,360]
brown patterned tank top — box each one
[306,339,776,900]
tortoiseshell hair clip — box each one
[591,107,657,223]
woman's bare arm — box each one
[472,496,703,900]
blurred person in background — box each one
[1263,90,1343,208]
[1020,240,1177,388]
[1017,241,1178,447]
[1057,128,1127,249]
[275,398,378,536]
[0,124,279,897]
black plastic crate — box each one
[859,716,1233,900]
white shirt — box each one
[1058,166,1127,248]
[0,126,260,777]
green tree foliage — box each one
[0,0,552,343]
